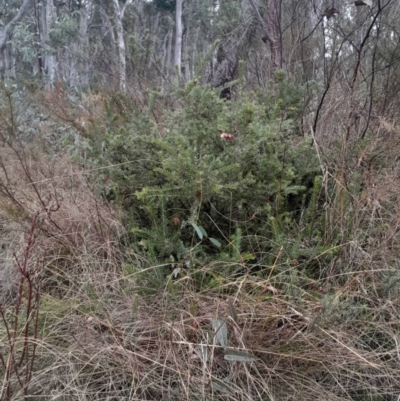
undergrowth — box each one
[1,79,400,401]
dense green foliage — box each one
[90,79,332,286]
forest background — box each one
[1,0,400,400]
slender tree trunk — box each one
[34,2,42,80]
[162,31,169,70]
[10,43,16,78]
[43,0,57,86]
[79,2,94,86]
[266,0,283,70]
[134,0,143,40]
[174,0,184,74]
[184,28,190,82]
[1,42,17,80]
[166,26,173,69]
[99,6,116,87]
[192,24,200,78]
[0,49,4,79]
[147,11,161,69]
[111,0,133,93]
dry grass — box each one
[0,144,123,300]
[2,102,400,400]
[11,267,400,401]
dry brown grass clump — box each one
[20,269,400,401]
[0,144,124,301]
[0,142,125,399]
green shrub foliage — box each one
[98,81,323,278]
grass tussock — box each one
[12,269,400,401]
[0,143,124,298]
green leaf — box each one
[211,378,233,394]
[209,237,222,248]
[228,300,238,324]
[224,349,258,362]
[199,225,208,238]
[190,222,204,240]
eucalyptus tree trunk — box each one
[99,5,117,87]
[162,17,174,71]
[61,1,93,87]
[174,0,184,74]
[2,43,17,79]
[191,24,200,78]
[78,2,94,87]
[266,0,284,70]
[111,0,133,93]
[43,0,57,85]
[183,28,190,82]
[147,11,161,68]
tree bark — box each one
[174,0,184,74]
[100,6,117,64]
[162,23,173,71]
[43,0,57,85]
[112,0,133,93]
[148,11,161,68]
[78,2,94,86]
[249,0,284,72]
[266,0,283,69]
